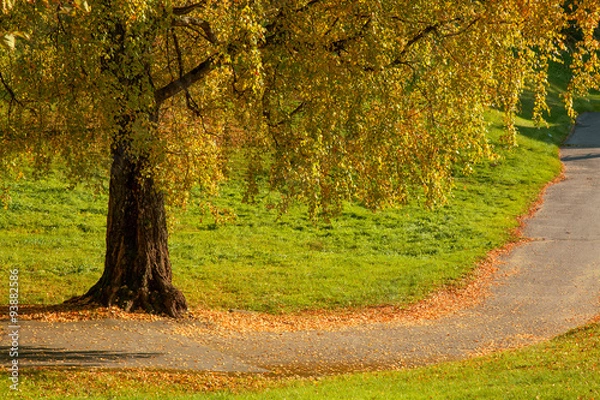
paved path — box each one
[3,113,600,375]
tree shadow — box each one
[561,152,600,162]
[0,345,160,367]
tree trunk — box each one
[70,139,188,318]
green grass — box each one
[0,180,106,304]
[0,125,554,311]
[0,63,599,312]
[5,321,600,399]
[1,63,599,399]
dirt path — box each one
[3,113,600,376]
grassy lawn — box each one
[0,63,598,313]
[5,320,599,399]
[0,64,599,398]
[0,64,598,313]
[0,117,561,312]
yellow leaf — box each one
[2,33,15,50]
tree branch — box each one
[397,23,442,60]
[171,31,185,79]
[172,16,218,44]
[390,17,478,67]
[0,71,22,106]
[155,55,216,105]
[266,101,306,128]
[440,17,481,38]
[264,0,324,46]
[327,16,372,55]
[172,2,208,16]
[298,0,322,13]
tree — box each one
[1,0,599,317]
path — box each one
[3,113,600,375]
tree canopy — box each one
[1,0,600,316]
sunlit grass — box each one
[0,63,598,312]
[0,122,566,311]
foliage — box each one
[2,0,600,316]
[1,0,600,218]
[1,65,597,311]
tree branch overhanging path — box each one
[17,114,600,373]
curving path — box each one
[4,113,600,375]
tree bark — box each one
[70,135,188,318]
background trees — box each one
[1,0,599,317]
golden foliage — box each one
[1,0,600,217]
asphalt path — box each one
[4,113,600,375]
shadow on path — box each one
[0,346,160,367]
[561,152,600,161]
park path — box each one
[3,113,600,375]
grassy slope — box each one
[1,66,600,399]
[0,67,591,312]
[0,115,561,312]
[0,64,596,313]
